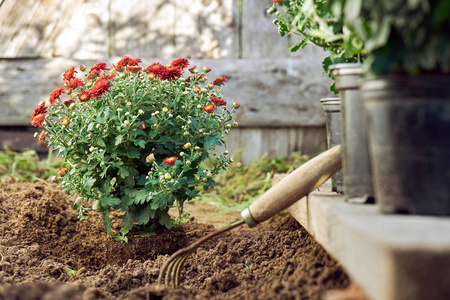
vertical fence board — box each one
[51,0,110,59]
[241,0,288,58]
[174,0,238,59]
[222,127,326,163]
[110,0,177,58]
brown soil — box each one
[0,178,350,299]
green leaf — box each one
[134,189,151,205]
[151,192,173,210]
[118,166,129,178]
[115,135,124,146]
[124,175,135,188]
[158,211,173,229]
[122,212,134,230]
[134,139,146,148]
[97,138,106,148]
[102,211,112,234]
[135,204,157,225]
[63,267,77,279]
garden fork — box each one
[158,145,342,287]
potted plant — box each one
[30,56,240,238]
[270,0,374,201]
[331,0,450,214]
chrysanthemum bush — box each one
[31,56,240,237]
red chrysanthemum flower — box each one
[38,130,46,141]
[212,76,227,86]
[272,0,283,4]
[211,97,227,106]
[161,66,182,81]
[90,76,112,99]
[63,67,77,82]
[163,156,178,165]
[116,56,142,71]
[49,87,65,105]
[60,117,69,126]
[203,65,211,73]
[89,62,109,73]
[139,121,147,130]
[57,166,68,177]
[30,104,48,127]
[193,85,201,93]
[64,98,76,107]
[203,104,216,113]
[171,58,189,69]
[31,114,45,127]
[66,78,83,90]
[87,70,101,80]
[127,66,142,73]
[78,91,91,102]
[146,62,167,78]
[31,103,48,118]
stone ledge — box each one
[287,188,450,300]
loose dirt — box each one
[0,178,350,299]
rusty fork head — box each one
[158,220,245,287]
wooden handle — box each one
[242,145,342,226]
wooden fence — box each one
[0,0,333,163]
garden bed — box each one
[0,178,349,299]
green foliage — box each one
[329,0,450,76]
[201,151,311,209]
[0,148,62,182]
[62,267,77,279]
[31,57,240,236]
[269,0,365,92]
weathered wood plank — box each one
[188,57,332,127]
[0,127,48,153]
[241,0,289,58]
[0,0,108,59]
[110,0,177,58]
[0,57,332,127]
[222,127,326,163]
[110,0,238,59]
[51,0,109,59]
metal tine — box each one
[158,220,245,287]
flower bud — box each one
[164,173,172,180]
[188,66,198,74]
[162,107,168,113]
[126,102,132,106]
[60,117,69,126]
[139,121,147,130]
[186,161,191,166]
[233,101,241,109]
[183,142,191,149]
[146,153,155,163]
[180,152,184,157]
[233,122,239,127]
[34,132,39,138]
[203,66,211,73]
[123,120,130,126]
